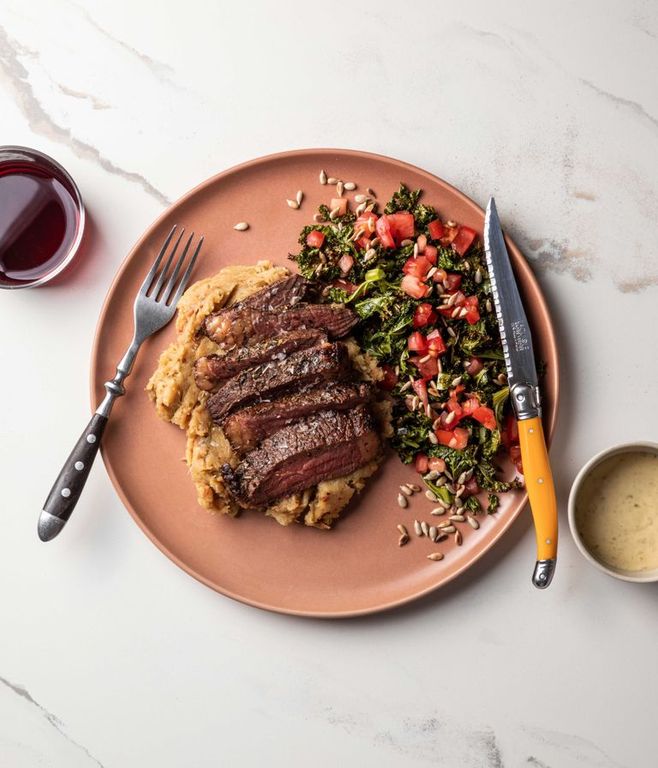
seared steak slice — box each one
[221,407,381,507]
[223,382,373,453]
[194,329,327,391]
[204,302,358,348]
[207,342,350,422]
[239,274,315,311]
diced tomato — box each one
[438,290,467,318]
[356,235,372,250]
[403,255,432,280]
[452,225,477,256]
[437,410,460,430]
[428,456,446,473]
[463,477,480,496]
[446,396,464,416]
[440,226,459,245]
[412,378,429,408]
[401,274,431,299]
[509,444,523,474]
[375,215,396,248]
[424,244,438,264]
[460,398,480,418]
[464,296,480,325]
[466,356,484,376]
[413,355,438,380]
[408,331,428,354]
[413,302,437,328]
[386,212,415,242]
[444,273,462,291]
[305,230,325,248]
[435,427,469,450]
[415,453,429,474]
[379,364,398,391]
[329,278,358,295]
[338,254,354,275]
[428,219,445,241]
[331,198,348,216]
[427,334,446,357]
[502,412,519,448]
[432,268,448,284]
[355,211,378,234]
[472,406,497,430]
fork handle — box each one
[38,340,139,542]
[38,414,109,541]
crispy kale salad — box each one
[290,185,522,513]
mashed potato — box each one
[146,262,391,528]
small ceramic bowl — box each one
[568,442,658,583]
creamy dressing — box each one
[575,451,658,572]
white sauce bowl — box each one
[568,442,658,583]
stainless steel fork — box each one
[38,226,203,542]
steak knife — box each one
[483,198,558,589]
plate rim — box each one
[90,147,560,618]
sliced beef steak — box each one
[194,329,327,391]
[221,406,381,507]
[222,382,373,453]
[238,274,315,311]
[207,342,350,422]
[204,302,357,348]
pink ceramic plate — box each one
[91,149,558,617]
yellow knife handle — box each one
[517,416,558,588]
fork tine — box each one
[169,236,203,306]
[139,225,177,295]
[161,232,194,304]
[149,228,185,298]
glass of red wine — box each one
[0,146,85,289]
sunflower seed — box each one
[424,470,440,480]
[365,203,375,213]
[399,484,413,496]
[444,411,456,425]
[437,498,451,509]
[319,169,327,185]
[327,177,338,185]
[442,525,457,534]
[397,493,408,509]
[475,268,483,284]
[438,520,452,529]
[344,181,356,191]
[451,376,463,387]
[296,190,303,206]
[400,239,413,247]
[233,222,249,231]
[436,533,449,542]
[336,180,344,197]
[486,299,493,313]
[366,187,376,197]
[454,530,463,546]
[427,552,444,561]
[467,515,480,530]
[370,237,380,247]
[413,243,419,258]
[451,307,461,318]
[456,472,467,485]
[313,213,325,223]
[425,490,439,502]
[431,507,446,516]
[399,533,409,546]
[364,248,377,262]
[449,514,466,522]
[428,431,438,445]
[329,206,341,220]
[414,520,423,536]
[497,373,508,384]
[463,260,471,271]
[459,308,468,319]
[354,194,368,203]
[286,199,299,209]
[397,524,409,536]
[427,267,438,279]
[429,525,438,541]
[418,234,428,252]
[409,484,421,492]
[446,219,456,227]
[444,470,453,480]
[421,521,429,536]
[454,496,464,508]
[435,476,447,488]
[399,381,412,393]
[411,395,419,411]
[447,326,457,338]
[455,486,465,498]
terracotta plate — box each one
[91,149,558,618]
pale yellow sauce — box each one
[575,451,658,572]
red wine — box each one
[0,152,82,288]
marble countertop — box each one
[1,1,657,766]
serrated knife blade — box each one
[484,197,557,589]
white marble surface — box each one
[1,0,657,765]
